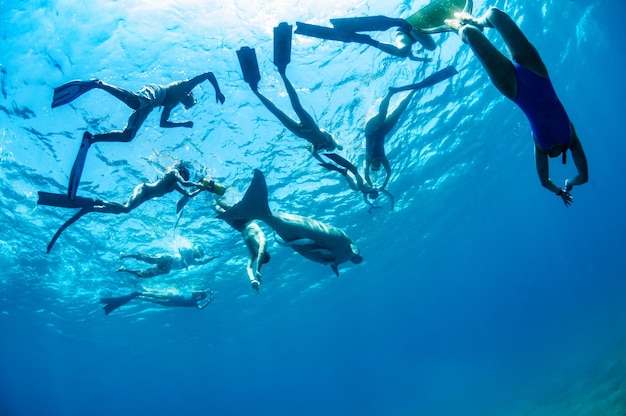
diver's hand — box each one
[556,188,573,207]
[183,121,193,128]
[216,91,225,104]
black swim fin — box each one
[51,79,98,109]
[236,47,261,91]
[38,191,101,209]
[100,292,141,315]
[389,65,458,93]
[329,15,411,32]
[319,162,348,176]
[294,22,378,46]
[46,206,94,253]
[323,153,359,176]
[273,22,292,73]
[68,132,92,200]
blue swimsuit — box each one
[512,62,571,151]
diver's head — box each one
[548,143,566,159]
[370,159,382,172]
[181,91,196,109]
[350,243,363,264]
[174,163,191,181]
[321,130,341,151]
[193,245,204,259]
[367,190,379,200]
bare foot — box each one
[444,18,463,31]
[454,12,490,29]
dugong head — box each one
[349,243,363,264]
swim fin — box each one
[68,132,92,200]
[294,22,378,46]
[100,292,141,315]
[38,191,101,209]
[389,65,458,93]
[329,16,411,32]
[273,22,292,73]
[319,162,348,176]
[51,79,99,109]
[406,0,472,33]
[236,47,261,91]
[322,153,359,177]
[46,206,94,253]
[176,195,189,215]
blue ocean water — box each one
[1,0,625,415]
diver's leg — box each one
[252,90,302,134]
[95,81,142,109]
[115,266,142,277]
[124,253,165,265]
[452,22,517,100]
[279,72,318,131]
[93,201,130,214]
[90,107,149,143]
[379,89,416,134]
[365,90,393,137]
[481,7,547,76]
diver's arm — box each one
[379,158,392,190]
[160,106,193,128]
[535,144,572,206]
[564,129,589,191]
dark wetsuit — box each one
[366,130,386,161]
[512,62,571,152]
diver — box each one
[318,153,394,212]
[294,0,472,60]
[364,66,458,191]
[38,163,225,252]
[218,170,363,276]
[237,23,342,158]
[215,200,270,293]
[100,289,215,315]
[445,8,588,205]
[117,245,218,278]
[51,72,226,199]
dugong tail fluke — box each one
[218,169,272,223]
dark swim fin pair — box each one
[67,131,92,200]
[237,23,293,89]
[389,65,458,93]
[51,79,99,108]
[100,292,141,315]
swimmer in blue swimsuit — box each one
[445,7,588,206]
